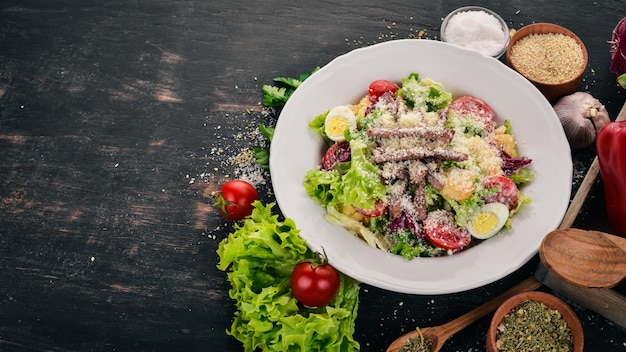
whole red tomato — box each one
[214,180,259,220]
[290,260,340,308]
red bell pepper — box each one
[596,121,626,236]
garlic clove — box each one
[553,92,610,149]
[590,104,610,134]
[559,109,596,149]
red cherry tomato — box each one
[448,96,496,132]
[322,141,351,170]
[482,175,519,210]
[368,79,400,103]
[290,260,340,308]
[423,210,471,250]
[214,180,259,220]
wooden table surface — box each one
[1,1,625,351]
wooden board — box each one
[0,1,624,351]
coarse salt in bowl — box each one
[441,6,509,59]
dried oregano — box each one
[399,327,433,352]
[495,300,573,352]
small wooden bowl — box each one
[486,291,584,352]
[506,23,588,102]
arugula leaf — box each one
[275,70,319,89]
[262,85,291,107]
[258,124,275,141]
[262,67,320,107]
[253,148,270,171]
[273,76,302,89]
[253,125,274,171]
[256,68,320,171]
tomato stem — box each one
[315,247,330,266]
[213,191,237,214]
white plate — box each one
[270,39,572,294]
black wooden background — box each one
[1,1,624,351]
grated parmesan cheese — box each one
[466,136,502,176]
[397,109,423,127]
[441,168,477,201]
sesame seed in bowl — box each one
[506,23,588,101]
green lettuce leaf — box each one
[398,72,452,111]
[509,167,535,184]
[217,202,360,352]
[304,169,342,208]
[340,139,388,210]
[510,192,532,218]
[307,110,331,144]
[324,205,391,251]
[303,139,388,212]
[618,73,626,89]
[444,190,485,228]
[503,119,513,134]
[390,231,442,259]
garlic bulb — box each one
[553,92,610,149]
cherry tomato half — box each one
[482,175,519,210]
[214,180,259,220]
[423,210,471,250]
[368,80,400,103]
[290,261,340,308]
[322,141,351,170]
[448,96,496,133]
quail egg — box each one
[324,105,357,142]
[467,202,509,239]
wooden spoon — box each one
[539,228,626,288]
[386,277,542,352]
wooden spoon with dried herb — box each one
[386,277,542,352]
[388,230,624,352]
